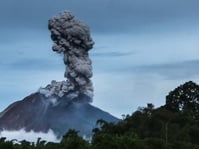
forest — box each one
[0,81,199,149]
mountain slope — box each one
[0,93,119,138]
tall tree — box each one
[166,81,199,121]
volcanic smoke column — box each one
[40,12,94,101]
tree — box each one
[60,129,90,149]
[0,137,14,149]
[35,137,46,149]
[166,81,199,121]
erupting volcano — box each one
[0,11,119,138]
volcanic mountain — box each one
[0,92,119,138]
[0,11,119,139]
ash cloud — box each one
[39,11,94,102]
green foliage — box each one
[0,81,199,149]
[91,81,199,149]
[0,137,14,149]
[60,129,90,149]
[166,81,199,121]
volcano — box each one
[0,92,119,138]
[0,11,119,139]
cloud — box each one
[0,0,199,33]
[0,129,59,143]
[3,58,64,71]
[136,60,199,79]
[91,51,134,57]
[93,58,199,80]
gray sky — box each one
[1,0,199,117]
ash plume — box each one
[39,11,94,102]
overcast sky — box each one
[1,0,199,117]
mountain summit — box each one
[0,92,118,138]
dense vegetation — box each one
[0,81,199,149]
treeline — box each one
[0,81,199,149]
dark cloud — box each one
[0,0,199,33]
[100,59,199,79]
[137,60,199,79]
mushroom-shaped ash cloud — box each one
[39,11,94,102]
